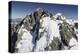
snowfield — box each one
[69,37,78,50]
[16,28,34,52]
[35,17,61,51]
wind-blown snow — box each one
[35,17,61,51]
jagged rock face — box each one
[11,8,78,53]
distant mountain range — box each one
[11,18,22,24]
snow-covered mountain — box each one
[10,8,78,53]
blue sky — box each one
[10,1,78,20]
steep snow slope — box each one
[35,17,61,51]
[69,37,78,50]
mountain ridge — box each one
[10,8,78,53]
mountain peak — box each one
[54,13,66,20]
[56,13,62,16]
[36,8,44,11]
[11,8,78,53]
